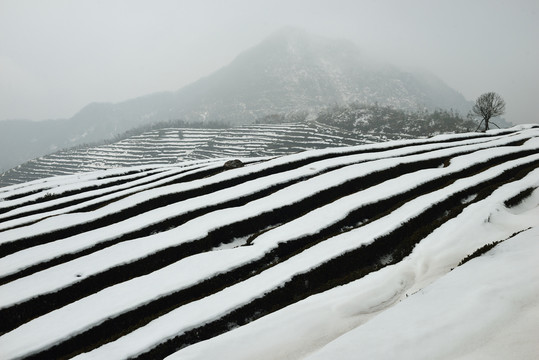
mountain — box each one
[69,27,473,126]
[0,28,473,172]
[0,125,537,359]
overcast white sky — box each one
[1,0,538,124]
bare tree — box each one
[472,92,505,131]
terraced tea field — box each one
[0,122,383,187]
[0,125,538,359]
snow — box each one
[63,158,539,359]
[0,164,176,200]
[0,126,537,360]
[0,129,527,246]
[0,166,201,229]
[305,226,539,360]
[167,177,539,360]
[1,133,536,305]
[0,122,371,187]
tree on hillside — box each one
[472,92,505,131]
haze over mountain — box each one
[0,28,472,172]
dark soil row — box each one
[504,186,537,208]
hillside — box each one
[66,28,472,129]
[0,125,538,359]
[0,122,384,187]
[0,28,473,172]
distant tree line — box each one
[317,103,478,136]
[256,103,480,136]
[254,111,309,124]
[112,119,230,142]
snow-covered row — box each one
[0,129,526,246]
[1,150,538,359]
[0,126,537,360]
[68,155,539,360]
[0,131,531,283]
[305,227,539,360]
[0,163,224,231]
[171,189,539,360]
[0,164,171,200]
[0,167,170,212]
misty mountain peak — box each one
[0,29,473,172]
[61,28,475,139]
[238,27,365,71]
[267,27,360,52]
[78,28,470,127]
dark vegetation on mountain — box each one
[111,119,231,142]
[316,103,476,135]
[256,103,479,136]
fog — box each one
[1,0,538,124]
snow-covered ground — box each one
[169,173,539,360]
[306,227,539,360]
[0,125,537,359]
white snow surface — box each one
[0,126,538,360]
[1,134,537,307]
[0,131,532,281]
[305,227,539,360]
[170,186,539,360]
[70,158,539,359]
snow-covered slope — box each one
[0,122,377,187]
[0,125,538,359]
